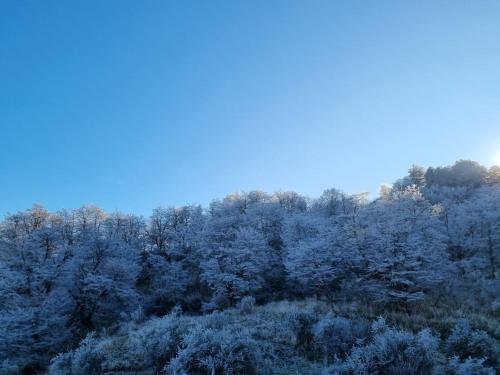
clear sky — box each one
[1,1,499,217]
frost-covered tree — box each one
[1,160,499,373]
[143,205,204,313]
[446,186,499,280]
[360,187,451,304]
[486,165,500,185]
[284,213,347,298]
[272,191,308,212]
[65,234,141,331]
[408,164,426,187]
[0,207,74,370]
[201,227,270,309]
[425,160,488,187]
[243,200,287,295]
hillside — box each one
[46,299,499,374]
[0,160,499,374]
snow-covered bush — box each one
[285,308,318,354]
[166,325,269,375]
[48,333,111,375]
[445,320,498,365]
[0,359,19,375]
[48,313,189,374]
[237,296,256,314]
[312,313,369,363]
[328,318,441,374]
[445,356,495,375]
[122,314,186,371]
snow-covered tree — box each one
[360,187,451,304]
[0,207,74,370]
[144,205,204,312]
[65,233,141,331]
[201,227,270,309]
[284,213,346,298]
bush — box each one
[327,318,441,374]
[48,333,110,375]
[166,325,269,375]
[44,301,500,375]
[285,309,318,355]
[445,320,498,366]
[312,313,369,363]
[48,312,189,374]
[445,356,495,375]
[0,360,19,375]
[237,296,256,314]
[122,314,186,371]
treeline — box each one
[0,160,499,373]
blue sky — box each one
[1,1,499,216]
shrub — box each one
[445,356,495,375]
[285,309,318,355]
[0,360,19,375]
[48,313,189,374]
[122,314,186,371]
[237,296,256,314]
[312,313,369,363]
[48,333,110,375]
[445,320,498,366]
[166,325,269,375]
[328,318,441,374]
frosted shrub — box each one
[445,356,495,375]
[48,354,72,375]
[312,313,369,363]
[328,322,440,374]
[48,314,188,374]
[130,305,146,323]
[286,309,318,353]
[202,310,230,331]
[202,292,231,313]
[370,316,388,334]
[237,296,256,314]
[48,333,110,375]
[445,320,498,364]
[124,314,186,371]
[0,360,19,375]
[166,325,269,375]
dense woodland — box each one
[1,160,499,374]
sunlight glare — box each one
[495,150,500,166]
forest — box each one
[0,160,499,374]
